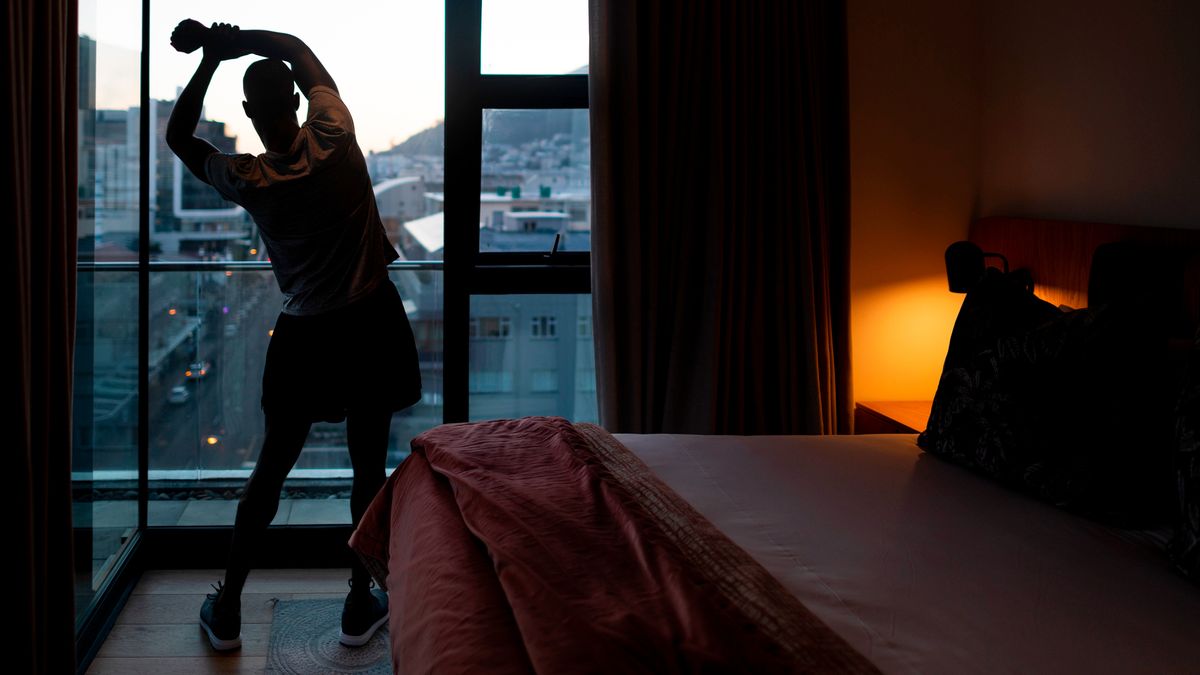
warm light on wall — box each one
[852,276,963,401]
[1029,285,1084,312]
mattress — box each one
[618,432,1200,674]
[351,418,881,673]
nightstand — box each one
[854,401,932,434]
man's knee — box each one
[238,472,285,509]
[235,486,283,530]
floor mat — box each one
[266,598,390,674]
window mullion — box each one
[477,75,589,109]
[444,0,484,422]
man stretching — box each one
[166,20,422,650]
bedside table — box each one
[855,401,932,434]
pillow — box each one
[1090,241,1200,341]
[1012,300,1175,525]
[1169,331,1200,581]
[920,290,1176,526]
[918,269,1062,484]
[937,267,1061,375]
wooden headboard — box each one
[968,216,1200,311]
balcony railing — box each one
[77,260,445,271]
[73,259,595,525]
[73,262,445,490]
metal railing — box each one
[77,260,445,272]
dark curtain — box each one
[589,1,851,434]
[6,0,80,671]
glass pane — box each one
[481,0,589,74]
[148,0,445,524]
[75,0,142,624]
[469,294,597,422]
[148,267,442,525]
[479,109,590,252]
[149,0,445,262]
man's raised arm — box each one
[232,29,338,96]
[172,20,337,96]
[165,21,240,183]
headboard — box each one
[968,216,1200,314]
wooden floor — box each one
[86,568,355,674]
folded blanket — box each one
[349,416,878,674]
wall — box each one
[978,0,1200,229]
[848,0,981,402]
[849,0,1200,404]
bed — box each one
[349,218,1200,674]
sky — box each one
[80,0,588,156]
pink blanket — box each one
[349,417,877,674]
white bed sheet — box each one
[618,432,1200,675]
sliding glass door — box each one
[74,0,143,626]
[73,0,591,635]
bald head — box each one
[243,58,297,119]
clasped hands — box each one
[171,19,249,61]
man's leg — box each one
[346,409,393,592]
[217,413,311,609]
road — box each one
[144,271,442,472]
[149,272,277,471]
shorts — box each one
[261,278,422,423]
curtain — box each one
[6,0,80,671]
[589,1,851,434]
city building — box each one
[373,175,428,248]
[151,99,254,258]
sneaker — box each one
[199,580,242,651]
[340,578,389,647]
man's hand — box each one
[204,22,250,62]
[170,19,207,54]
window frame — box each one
[73,2,593,654]
[529,315,557,339]
[469,316,512,339]
[444,0,590,421]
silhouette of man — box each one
[166,20,421,651]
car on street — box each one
[185,360,211,379]
[168,385,190,405]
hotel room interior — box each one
[11,0,1199,673]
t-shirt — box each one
[204,85,398,315]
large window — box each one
[135,1,447,527]
[72,0,591,627]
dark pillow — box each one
[919,288,1176,526]
[918,270,1059,484]
[1013,300,1175,525]
[1090,241,1200,341]
[1169,331,1200,580]
[938,267,1061,375]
